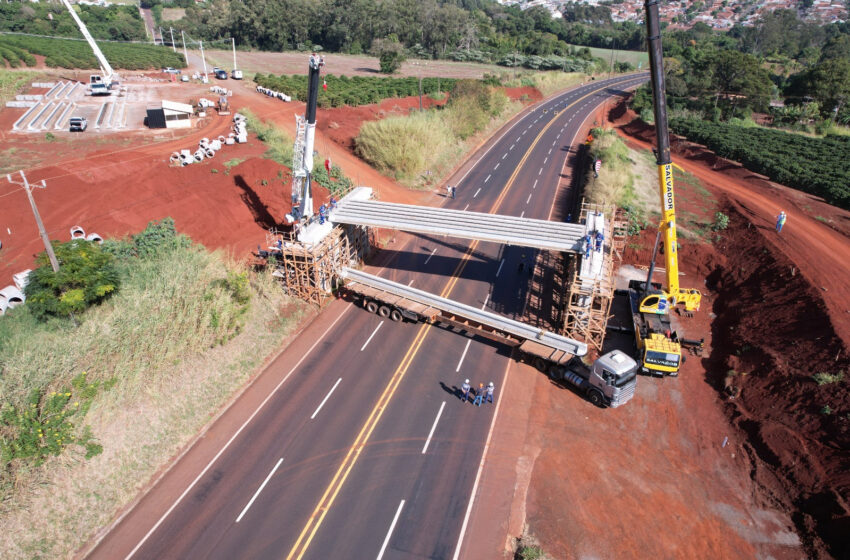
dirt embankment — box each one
[612,99,850,559]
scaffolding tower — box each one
[265,224,373,306]
[563,202,626,353]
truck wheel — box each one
[365,300,378,314]
[390,308,403,322]
[533,357,547,373]
[587,388,605,408]
[378,305,391,318]
[548,364,564,379]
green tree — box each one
[372,35,406,74]
[808,57,850,117]
[24,240,120,320]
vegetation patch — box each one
[0,35,185,70]
[355,79,519,188]
[254,73,457,108]
[0,219,306,559]
[0,69,36,106]
[670,118,850,210]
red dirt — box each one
[503,86,543,103]
[596,101,850,558]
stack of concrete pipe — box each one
[0,285,25,315]
[255,85,291,102]
[69,226,103,244]
[169,114,248,166]
[209,85,232,96]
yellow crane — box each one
[628,0,702,376]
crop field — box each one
[255,73,457,108]
[567,44,648,68]
[0,35,185,70]
[670,118,850,210]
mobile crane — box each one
[628,0,703,376]
[60,0,118,96]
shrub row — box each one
[254,73,458,108]
[670,118,850,210]
[0,35,185,70]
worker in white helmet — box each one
[486,382,495,403]
[461,379,471,402]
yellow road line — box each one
[285,81,616,560]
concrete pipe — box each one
[210,140,222,151]
[0,297,6,316]
[181,149,192,158]
[13,269,31,291]
[70,225,86,239]
[0,285,25,308]
[205,148,215,158]
[217,135,226,143]
[86,233,103,244]
[200,137,210,145]
[236,133,247,143]
[170,152,181,163]
[194,150,205,162]
[225,137,236,145]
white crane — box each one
[60,0,117,95]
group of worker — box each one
[460,379,495,406]
[317,196,338,225]
[582,230,604,258]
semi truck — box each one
[340,268,638,408]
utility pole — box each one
[7,171,59,273]
[159,27,164,46]
[169,27,176,52]
[181,30,189,70]
[199,40,208,82]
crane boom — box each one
[643,0,701,312]
[60,0,115,93]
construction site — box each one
[0,2,848,559]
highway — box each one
[87,73,646,560]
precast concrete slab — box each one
[331,197,587,253]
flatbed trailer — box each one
[340,268,638,407]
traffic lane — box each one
[450,76,643,209]
[304,327,510,559]
[130,312,425,559]
[204,315,431,559]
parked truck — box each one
[340,268,637,407]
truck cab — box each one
[558,350,638,408]
[627,279,682,376]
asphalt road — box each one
[87,73,646,560]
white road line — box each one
[552,140,557,146]
[463,203,469,211]
[424,248,437,265]
[481,294,489,310]
[532,179,538,189]
[538,168,542,176]
[123,305,353,560]
[510,144,515,150]
[377,500,406,560]
[543,157,548,164]
[522,129,527,135]
[494,162,500,170]
[456,341,472,373]
[361,321,384,351]
[526,193,532,204]
[235,458,283,523]
[502,153,507,160]
[520,211,525,218]
[484,174,491,183]
[495,258,505,277]
[548,148,552,155]
[451,358,512,560]
[408,279,415,287]
[473,187,481,198]
[516,136,520,142]
[422,402,447,454]
[310,377,342,419]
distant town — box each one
[501,0,848,29]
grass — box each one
[355,90,521,188]
[813,371,844,385]
[0,68,38,107]
[502,71,586,97]
[0,233,307,559]
[240,108,294,166]
[224,158,245,169]
[585,128,658,222]
[566,44,648,68]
